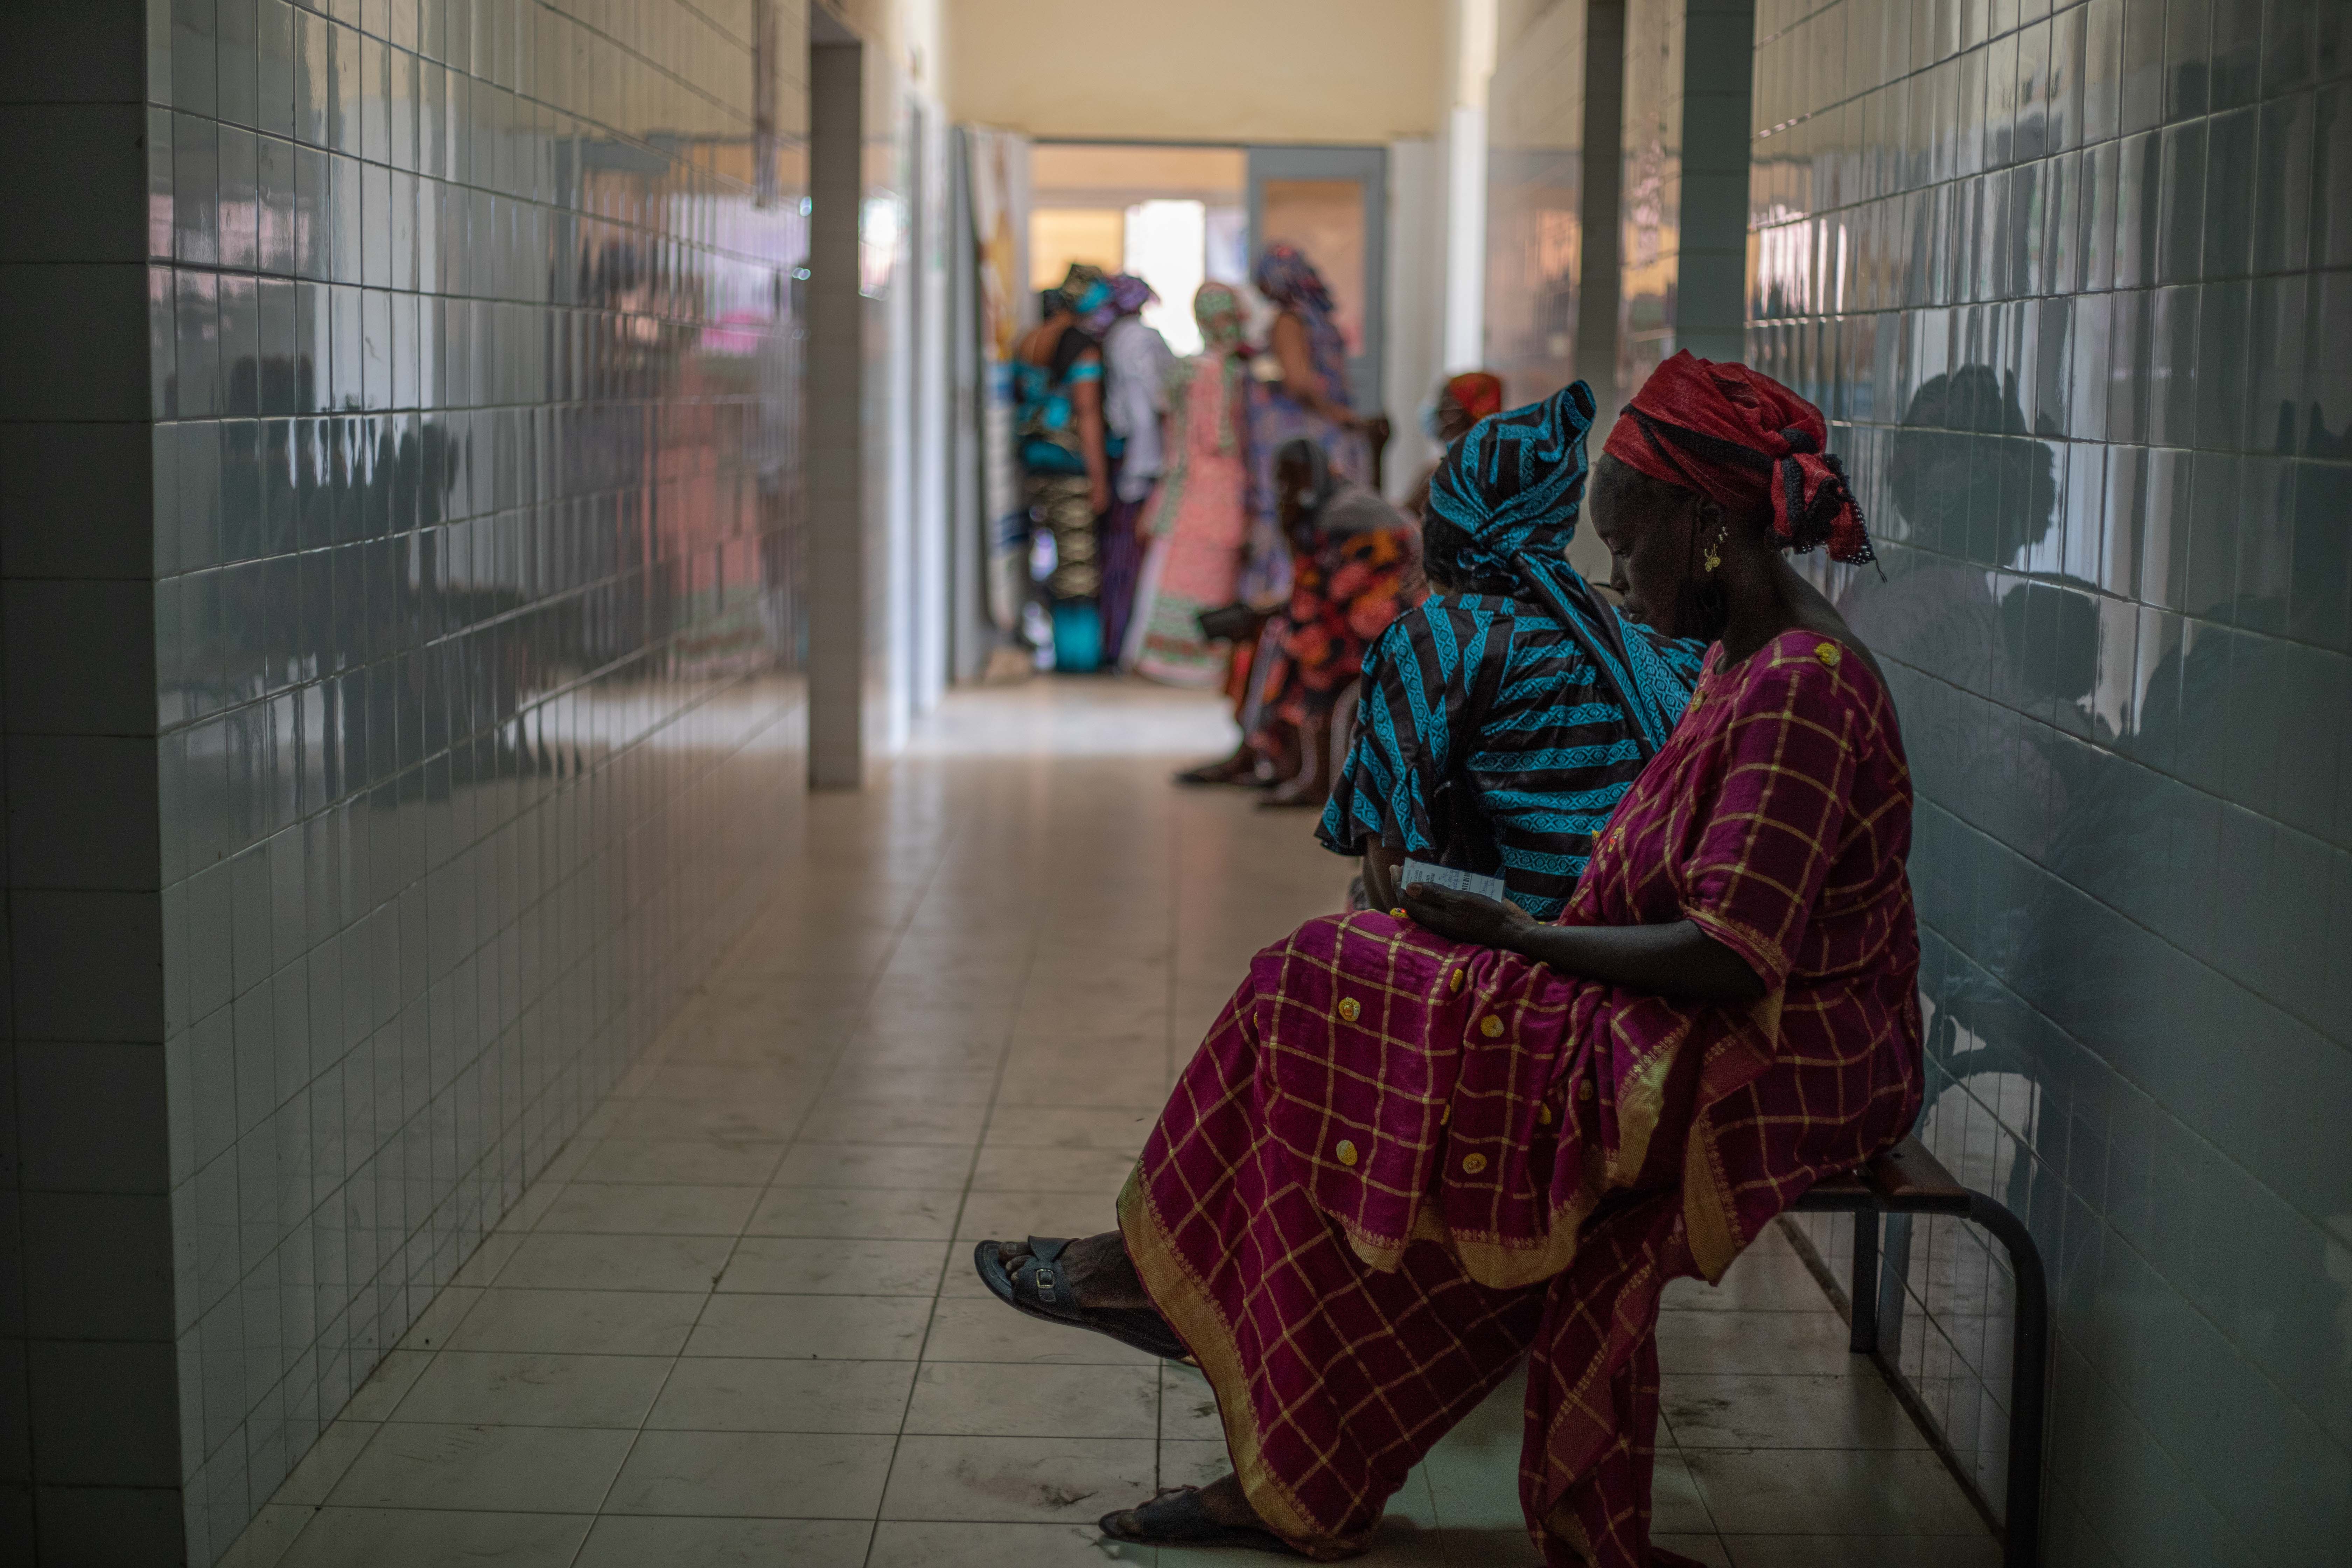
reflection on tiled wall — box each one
[144,0,808,1559]
[1749,0,2351,1560]
[1485,0,1599,407]
[1621,0,1754,382]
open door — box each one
[1246,145,1387,418]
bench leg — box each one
[1846,1211,1879,1354]
[1875,1212,1914,1359]
[1967,1194,2049,1568]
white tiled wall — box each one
[1,2,815,1562]
[1752,1,2352,1561]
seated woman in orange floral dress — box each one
[1250,437,1423,808]
[978,353,1921,1567]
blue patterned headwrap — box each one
[1251,243,1335,313]
[1427,380,1595,561]
[1426,381,1699,756]
[1080,272,1157,334]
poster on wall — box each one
[965,126,1030,635]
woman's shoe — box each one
[972,1238,1190,1362]
[1097,1486,1303,1555]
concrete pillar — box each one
[1577,0,1627,407]
[806,32,867,789]
[1676,0,1759,362]
[0,5,179,1559]
[1618,0,1757,385]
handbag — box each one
[1195,602,1264,643]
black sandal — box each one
[1098,1486,1302,1554]
[972,1237,1190,1362]
[1175,757,1264,787]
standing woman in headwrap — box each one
[1127,283,1253,688]
[974,354,1920,1568]
[1089,273,1174,663]
[1244,244,1370,601]
[1015,264,1113,670]
[1321,382,1707,916]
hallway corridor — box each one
[220,682,1993,1568]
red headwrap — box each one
[1600,350,1873,564]
[1444,371,1505,426]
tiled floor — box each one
[223,678,1997,1567]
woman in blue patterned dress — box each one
[1319,382,1708,918]
[1016,265,1114,670]
[1243,244,1368,602]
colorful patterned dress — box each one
[1242,245,1367,602]
[1128,341,1251,687]
[1249,504,1421,741]
[1120,629,1924,1566]
[1016,334,1104,604]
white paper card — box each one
[1399,858,1508,904]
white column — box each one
[911,100,953,717]
[1442,102,1489,374]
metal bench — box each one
[1789,1135,2049,1568]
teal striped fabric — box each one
[1318,594,1706,918]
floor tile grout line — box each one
[898,768,1194,1524]
[861,792,1051,1568]
[1656,1407,1733,1558]
[1159,775,1230,1508]
[546,801,971,1568]
[233,690,1998,1565]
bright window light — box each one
[1124,199,1208,356]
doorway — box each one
[1246,144,1388,414]
[1019,140,1390,413]
[1025,142,1248,355]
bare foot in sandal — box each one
[1099,1473,1296,1554]
[993,1232,1149,1308]
[1186,1475,1270,1531]
[973,1234,1187,1360]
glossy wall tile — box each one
[1484,0,1606,408]
[1623,0,1756,383]
[1749,1,2352,1561]
[1,2,813,1563]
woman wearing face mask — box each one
[1401,369,1505,518]
[1127,283,1254,688]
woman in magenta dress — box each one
[975,353,1921,1566]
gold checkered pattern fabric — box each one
[1122,630,1923,1566]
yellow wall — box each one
[943,0,1448,142]
[1031,144,1247,205]
[1030,209,1126,288]
[825,0,946,97]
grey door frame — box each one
[1245,144,1388,414]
